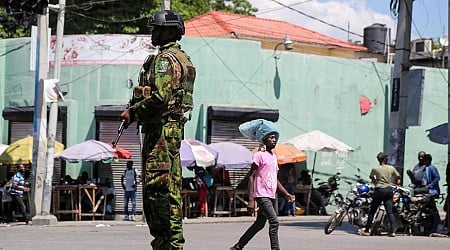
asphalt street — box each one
[0,216,449,250]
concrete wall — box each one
[0,36,448,192]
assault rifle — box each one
[111,119,127,148]
[111,85,148,147]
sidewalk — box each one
[5,215,329,227]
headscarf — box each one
[238,119,279,143]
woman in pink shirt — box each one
[231,120,294,250]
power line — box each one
[66,9,147,24]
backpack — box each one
[2,179,13,202]
[4,176,14,194]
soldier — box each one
[120,10,195,250]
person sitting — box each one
[104,178,115,214]
[278,164,297,216]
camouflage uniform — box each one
[130,41,195,250]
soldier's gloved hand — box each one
[119,108,133,128]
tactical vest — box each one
[136,44,195,124]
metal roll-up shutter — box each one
[209,120,259,150]
[97,120,143,215]
[207,107,279,189]
[207,106,279,150]
[209,120,255,188]
[9,121,64,184]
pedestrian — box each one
[194,166,208,217]
[121,161,137,221]
[360,152,400,237]
[422,154,441,234]
[444,162,450,231]
[406,150,426,189]
[278,163,297,216]
[1,179,11,227]
[9,164,32,225]
[230,119,294,250]
[119,9,195,250]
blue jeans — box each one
[237,197,280,250]
[124,191,136,216]
[279,183,296,215]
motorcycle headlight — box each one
[347,192,356,202]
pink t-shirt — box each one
[253,151,279,199]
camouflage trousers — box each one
[142,121,184,250]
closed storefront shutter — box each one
[210,120,259,150]
[207,106,279,189]
[97,119,143,215]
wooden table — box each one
[233,189,250,216]
[52,185,80,221]
[78,185,107,220]
[212,186,233,217]
[295,184,312,214]
[181,189,199,218]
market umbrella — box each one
[285,130,354,214]
[56,139,115,163]
[0,135,65,164]
[208,142,253,169]
[252,143,307,165]
[0,144,8,156]
[273,143,307,165]
[180,139,218,167]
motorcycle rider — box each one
[360,152,401,237]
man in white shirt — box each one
[121,161,137,221]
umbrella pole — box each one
[306,152,317,215]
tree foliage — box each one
[0,0,257,38]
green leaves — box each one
[0,0,257,38]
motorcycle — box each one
[324,176,373,234]
[369,185,444,236]
[307,173,344,215]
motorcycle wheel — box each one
[411,217,434,236]
[334,193,344,206]
[324,209,346,234]
[370,207,386,236]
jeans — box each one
[124,191,136,216]
[237,197,280,250]
[365,186,396,234]
[279,183,296,215]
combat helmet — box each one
[148,10,185,36]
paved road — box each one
[0,216,449,250]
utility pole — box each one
[388,0,413,181]
[161,0,170,10]
[31,7,49,222]
[36,0,66,225]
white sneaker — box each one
[130,215,135,221]
[123,215,129,221]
